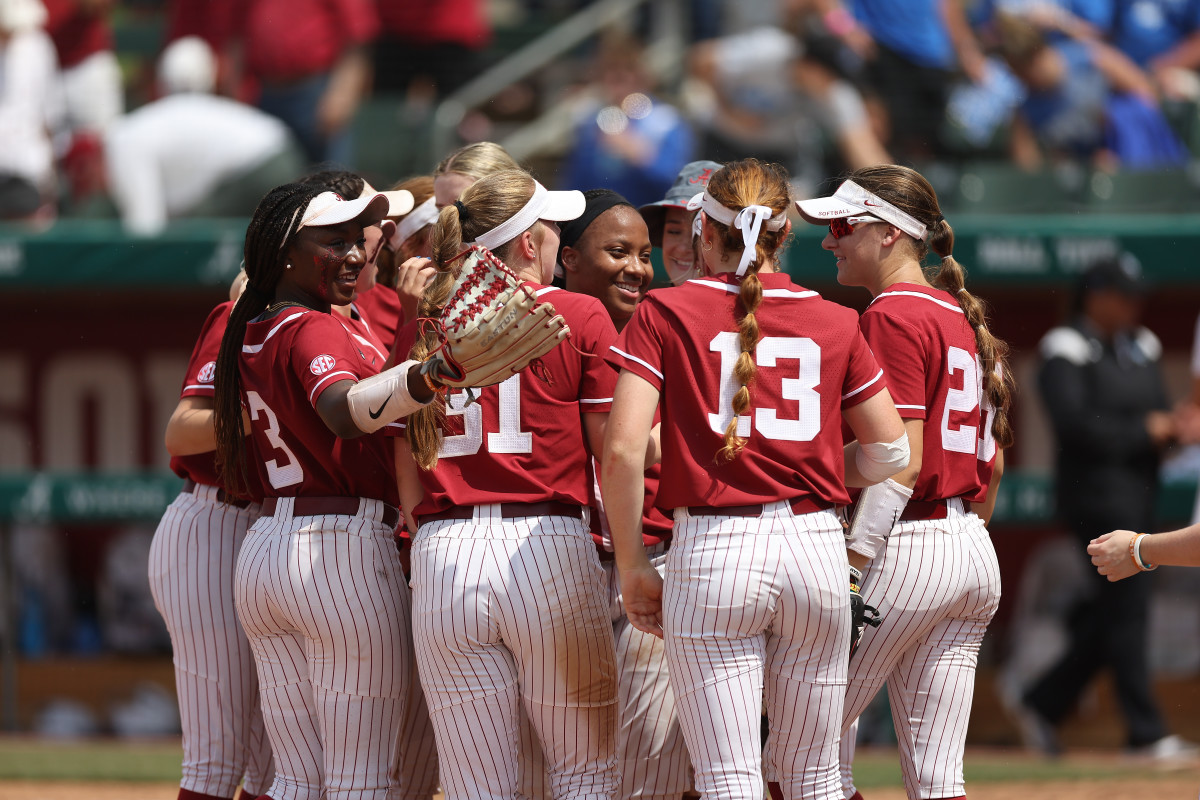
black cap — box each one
[1079,253,1146,296]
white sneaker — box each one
[1129,735,1200,765]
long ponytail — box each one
[406,170,539,469]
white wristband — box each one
[846,478,913,560]
[1133,533,1157,572]
[856,432,911,484]
[346,359,430,434]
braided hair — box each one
[703,159,793,462]
[213,182,326,494]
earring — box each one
[702,241,713,252]
[286,263,293,270]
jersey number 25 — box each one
[943,345,997,463]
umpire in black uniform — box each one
[1016,256,1196,761]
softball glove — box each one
[425,245,570,390]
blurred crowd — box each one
[7,0,1200,232]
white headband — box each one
[687,191,786,277]
[391,196,438,249]
[469,182,584,252]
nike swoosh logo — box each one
[368,395,390,420]
[863,200,882,207]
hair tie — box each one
[942,254,953,263]
[453,199,470,222]
[934,214,945,224]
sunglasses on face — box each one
[828,216,883,240]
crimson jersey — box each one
[170,301,265,502]
[354,283,404,351]
[608,272,885,510]
[860,283,997,503]
[335,304,391,367]
[392,287,618,518]
[240,306,398,506]
[592,405,672,552]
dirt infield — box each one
[7,777,1199,800]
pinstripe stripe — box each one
[148,490,274,797]
[233,504,411,800]
[608,554,693,798]
[411,513,618,800]
[663,507,848,800]
[839,509,999,799]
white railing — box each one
[429,0,685,164]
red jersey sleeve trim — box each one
[307,370,356,404]
[610,346,664,380]
[842,368,884,400]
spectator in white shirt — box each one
[0,0,64,221]
[104,36,304,235]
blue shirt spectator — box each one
[1112,0,1200,66]
[562,31,693,207]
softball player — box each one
[796,165,1015,800]
[558,188,694,800]
[151,299,274,800]
[393,170,622,800]
[378,174,440,330]
[432,140,521,209]
[299,170,414,349]
[603,159,909,800]
[212,183,446,800]
[637,160,722,286]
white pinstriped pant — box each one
[234,497,412,800]
[838,504,1000,800]
[517,548,694,800]
[148,486,274,798]
[392,638,440,800]
[666,504,850,800]
[411,506,619,800]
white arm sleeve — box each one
[846,478,913,560]
[855,432,911,484]
[346,359,431,434]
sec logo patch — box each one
[309,355,337,375]
[197,361,217,383]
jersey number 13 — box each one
[707,332,821,442]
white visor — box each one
[297,191,390,231]
[795,180,927,241]
[361,180,415,217]
[471,182,585,252]
[391,196,438,249]
[687,191,786,277]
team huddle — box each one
[148,144,1014,800]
